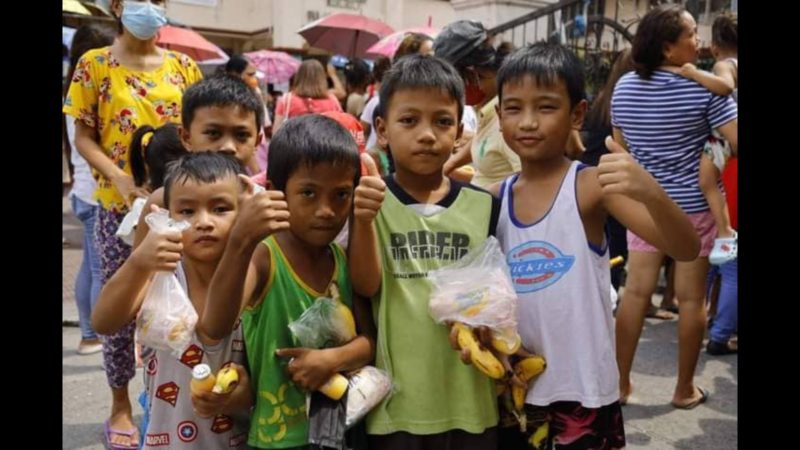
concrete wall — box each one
[168,0,273,32]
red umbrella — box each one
[298,13,394,58]
[156,25,228,62]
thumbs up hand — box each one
[231,174,291,245]
[354,153,386,223]
[598,136,660,203]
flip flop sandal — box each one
[672,386,709,410]
[104,419,139,450]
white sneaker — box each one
[77,339,103,355]
[709,231,737,265]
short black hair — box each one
[371,56,392,84]
[632,4,687,79]
[712,15,737,51]
[378,54,464,121]
[181,74,264,131]
[344,57,372,89]
[267,114,361,192]
[497,42,585,108]
[224,54,250,75]
[163,152,246,209]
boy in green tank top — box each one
[349,54,501,449]
[201,115,377,449]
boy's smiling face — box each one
[168,175,240,262]
[498,75,586,162]
[377,87,462,177]
[283,162,357,247]
[181,105,261,168]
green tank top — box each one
[367,180,499,435]
[242,236,352,449]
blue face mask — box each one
[121,1,167,41]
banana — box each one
[514,356,547,382]
[335,302,357,340]
[512,384,526,411]
[491,332,522,355]
[330,284,356,340]
[453,323,505,379]
[212,366,240,394]
[530,422,549,448]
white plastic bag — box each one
[115,197,147,246]
[345,366,393,429]
[135,209,195,357]
[428,236,519,344]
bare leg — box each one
[109,386,138,448]
[660,258,679,311]
[672,257,710,406]
[616,251,664,403]
[699,156,734,238]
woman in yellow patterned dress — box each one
[62,1,202,448]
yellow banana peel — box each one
[212,366,240,394]
[454,323,505,379]
[514,356,547,382]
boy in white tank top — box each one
[486,43,701,449]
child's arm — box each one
[597,137,700,261]
[276,336,375,392]
[680,63,734,97]
[191,363,254,418]
[91,206,183,335]
[275,295,376,392]
[198,176,290,340]
[133,188,165,248]
[349,153,386,298]
[74,120,150,207]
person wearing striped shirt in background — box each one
[610,4,737,410]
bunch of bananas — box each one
[451,322,547,431]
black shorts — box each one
[368,427,498,450]
[499,401,625,450]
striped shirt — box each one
[611,70,737,213]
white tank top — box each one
[496,161,619,408]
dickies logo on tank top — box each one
[507,241,574,293]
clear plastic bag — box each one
[345,366,393,429]
[135,209,195,357]
[115,197,147,246]
[288,285,356,349]
[428,236,519,345]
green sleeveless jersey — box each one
[367,177,500,435]
[242,236,352,448]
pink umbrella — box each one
[365,27,440,58]
[157,25,228,62]
[244,50,301,84]
[298,13,394,58]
